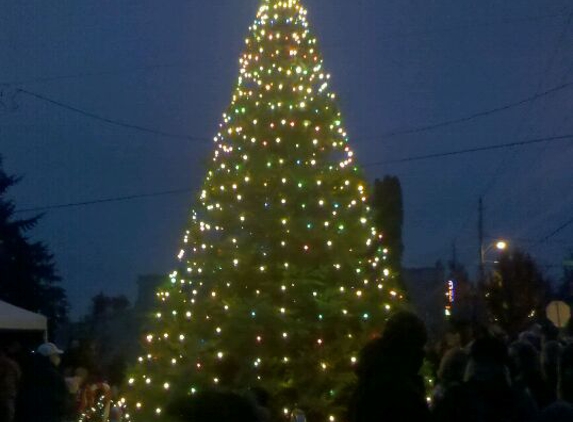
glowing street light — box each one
[480,239,510,282]
[496,241,508,251]
[484,239,509,256]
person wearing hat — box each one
[37,343,64,367]
[17,342,67,422]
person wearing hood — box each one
[348,311,430,422]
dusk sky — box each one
[2,0,572,317]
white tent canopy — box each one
[0,300,47,332]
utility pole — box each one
[472,197,485,325]
[478,197,484,285]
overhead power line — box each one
[537,215,573,244]
[15,89,211,143]
[14,133,573,213]
[477,7,573,199]
[378,81,573,139]
[0,63,194,87]
[14,187,195,214]
[15,81,573,145]
[363,134,573,166]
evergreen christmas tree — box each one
[126,1,403,420]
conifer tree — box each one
[126,1,403,420]
[0,156,67,332]
[484,249,548,337]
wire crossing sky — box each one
[11,79,573,144]
[13,134,573,214]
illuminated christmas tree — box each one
[125,0,403,420]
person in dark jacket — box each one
[247,387,272,422]
[538,344,573,421]
[432,347,468,406]
[541,340,561,405]
[348,311,430,422]
[432,336,538,422]
[0,345,21,422]
[560,344,573,404]
[18,343,67,422]
[509,340,552,409]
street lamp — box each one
[495,241,508,251]
[474,239,509,323]
[480,240,509,284]
[483,239,508,260]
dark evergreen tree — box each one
[76,293,135,384]
[484,249,549,337]
[372,176,404,273]
[0,156,67,331]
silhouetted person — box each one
[538,344,573,421]
[540,321,559,345]
[509,340,551,408]
[167,390,259,422]
[564,319,573,344]
[348,311,429,422]
[559,344,573,403]
[18,343,67,422]
[60,340,82,370]
[432,336,537,422]
[64,367,88,420]
[540,340,561,405]
[432,348,468,406]
[248,387,272,422]
[0,345,21,422]
[519,329,541,353]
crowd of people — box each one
[164,313,573,422]
[2,312,573,422]
[351,313,573,422]
[1,341,67,422]
[167,313,573,422]
[0,339,123,422]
